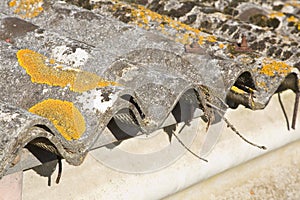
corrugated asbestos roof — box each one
[0,0,299,179]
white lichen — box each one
[51,45,89,68]
[77,87,121,113]
[0,113,19,123]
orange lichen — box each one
[9,0,44,18]
[16,49,118,92]
[219,43,224,49]
[29,99,86,140]
[259,59,292,77]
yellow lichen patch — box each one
[256,81,268,91]
[206,35,217,43]
[257,81,266,88]
[49,58,55,65]
[286,16,300,30]
[219,43,224,49]
[29,99,86,140]
[231,86,247,95]
[111,1,218,46]
[176,33,191,44]
[16,49,118,92]
[259,59,292,77]
[287,16,298,23]
[284,2,300,9]
[9,0,17,6]
[197,36,204,45]
[9,0,44,18]
[269,12,285,18]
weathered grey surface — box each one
[0,0,299,178]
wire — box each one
[292,91,299,130]
[278,92,290,131]
[171,130,208,162]
[206,102,267,150]
[56,157,62,184]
